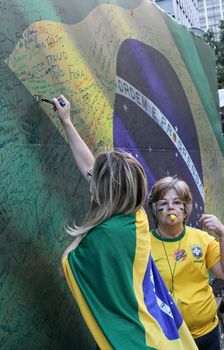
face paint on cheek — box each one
[157,208,164,212]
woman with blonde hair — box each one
[148,176,224,350]
[52,96,198,350]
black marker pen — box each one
[41,98,65,107]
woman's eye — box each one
[174,200,182,205]
[159,201,168,207]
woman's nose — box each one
[167,201,175,209]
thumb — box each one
[53,98,61,110]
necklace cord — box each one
[161,239,181,296]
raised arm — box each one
[200,214,224,279]
[53,95,95,182]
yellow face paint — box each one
[170,214,176,221]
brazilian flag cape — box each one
[62,209,198,350]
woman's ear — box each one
[151,203,159,227]
[183,211,189,224]
[152,202,157,217]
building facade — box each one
[155,0,200,28]
[198,0,224,39]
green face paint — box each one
[157,208,164,212]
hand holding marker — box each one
[43,95,71,127]
[41,98,66,107]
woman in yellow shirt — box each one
[148,176,224,350]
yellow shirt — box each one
[150,226,220,338]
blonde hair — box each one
[148,176,192,225]
[66,150,147,237]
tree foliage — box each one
[204,20,224,88]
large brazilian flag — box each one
[1,0,223,348]
[62,210,198,349]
